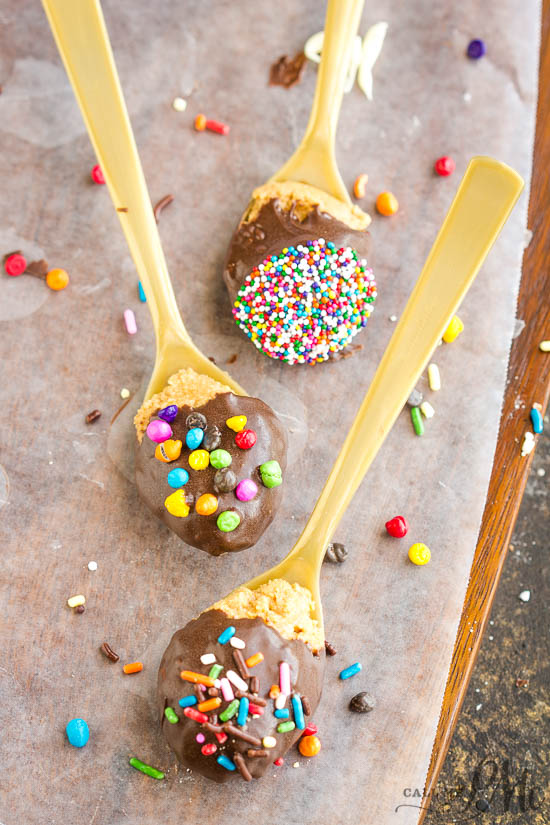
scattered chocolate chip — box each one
[203,424,221,451]
[475,799,490,812]
[324,640,337,656]
[85,409,102,425]
[100,642,120,662]
[25,259,49,279]
[349,691,376,714]
[153,193,174,223]
[249,675,259,694]
[214,466,237,493]
[186,412,207,430]
[75,604,85,614]
[269,51,307,88]
[301,695,311,716]
[324,542,348,563]
[226,353,238,364]
[116,207,129,212]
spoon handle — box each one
[293,157,524,563]
[41,0,188,345]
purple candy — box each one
[158,404,178,423]
[146,419,172,443]
[466,38,485,59]
[235,478,258,502]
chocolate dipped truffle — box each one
[224,181,376,364]
[134,368,287,555]
[157,580,325,781]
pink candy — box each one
[195,733,205,743]
[124,308,137,335]
[235,478,258,502]
[220,677,234,702]
[146,419,172,443]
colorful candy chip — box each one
[167,468,189,488]
[408,542,431,566]
[188,449,210,470]
[158,404,178,423]
[146,419,172,443]
[209,449,232,469]
[235,429,257,450]
[259,460,283,488]
[186,427,204,450]
[217,510,241,532]
[299,734,321,757]
[164,490,191,518]
[155,439,183,463]
[214,467,238,493]
[195,493,218,516]
[226,415,247,432]
[235,478,258,501]
[186,412,207,430]
[66,718,89,747]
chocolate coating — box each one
[135,393,286,555]
[157,610,325,781]
[223,198,372,307]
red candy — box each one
[183,707,209,723]
[385,516,409,538]
[434,156,455,177]
[91,164,105,184]
[235,429,257,450]
[215,731,228,744]
[274,757,284,766]
[4,253,27,277]
[302,723,318,737]
[201,743,217,756]
[205,119,230,136]
[248,703,265,715]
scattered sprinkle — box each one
[138,281,146,302]
[518,590,531,602]
[66,718,89,747]
[75,604,85,614]
[443,315,464,343]
[67,595,85,609]
[129,756,164,780]
[195,113,230,135]
[428,363,441,391]
[90,164,105,184]
[230,636,246,649]
[408,542,431,566]
[232,239,376,364]
[353,173,369,199]
[124,308,137,335]
[120,388,130,399]
[100,641,119,662]
[407,388,423,407]
[434,156,455,177]
[530,407,543,434]
[539,340,550,352]
[46,268,69,291]
[87,560,97,571]
[299,734,321,757]
[153,194,174,223]
[349,691,376,713]
[420,401,435,419]
[467,39,486,60]
[217,626,236,645]
[324,541,348,563]
[376,191,398,216]
[410,406,424,436]
[389,314,397,322]
[4,252,27,276]
[521,431,535,456]
[385,515,408,538]
[85,409,102,425]
[123,661,143,674]
[324,640,337,656]
[164,706,179,724]
[172,97,187,112]
[339,662,362,680]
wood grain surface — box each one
[420,1,550,816]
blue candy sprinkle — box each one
[339,662,362,680]
[217,626,236,645]
[530,407,543,434]
[178,695,197,708]
[274,708,289,719]
[138,281,146,302]
[237,696,249,727]
[167,468,189,488]
[66,718,89,748]
[217,754,236,771]
[185,427,204,450]
[292,694,306,730]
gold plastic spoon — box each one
[41,0,245,401]
[270,0,365,207]
[239,157,523,626]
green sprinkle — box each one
[277,721,296,733]
[129,757,164,780]
[164,707,179,724]
[410,407,424,436]
[210,449,232,469]
[217,511,241,532]
[219,699,240,722]
[209,663,223,679]
[259,459,283,489]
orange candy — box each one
[269,684,280,699]
[180,670,216,687]
[375,191,399,216]
[155,439,183,463]
[245,652,264,668]
[123,662,143,674]
[195,493,218,516]
[46,268,70,291]
[299,734,321,757]
[197,697,222,712]
[194,113,207,131]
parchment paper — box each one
[0,1,540,823]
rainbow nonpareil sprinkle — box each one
[232,239,377,364]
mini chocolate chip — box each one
[226,353,238,364]
[324,542,348,563]
[324,640,337,656]
[75,604,85,614]
[349,691,376,714]
[85,409,102,424]
[203,424,221,451]
[214,467,237,493]
[186,412,207,430]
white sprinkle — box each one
[275,693,287,710]
[521,432,535,456]
[420,401,435,419]
[262,736,276,749]
[67,594,85,608]
[230,637,246,649]
[172,97,187,112]
[539,340,550,352]
[120,388,130,399]
[293,761,300,768]
[213,679,221,688]
[428,363,441,391]
[519,590,531,602]
[87,561,98,571]
[463,91,472,103]
[489,636,494,641]
[124,308,137,335]
[389,314,397,322]
[537,468,545,477]
[200,653,216,665]
[476,703,482,711]
[226,670,248,692]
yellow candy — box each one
[443,315,464,343]
[188,449,209,470]
[226,415,247,432]
[164,490,190,518]
[408,543,431,566]
[155,439,182,463]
